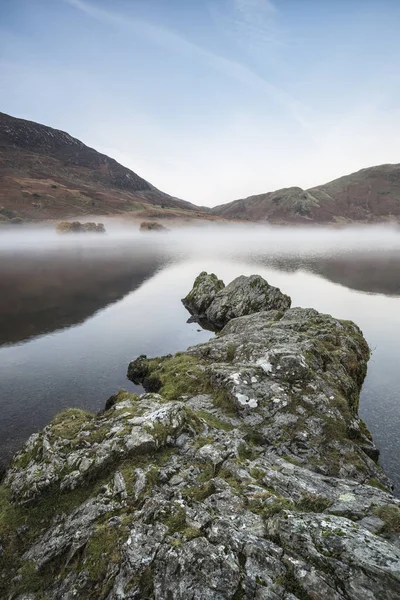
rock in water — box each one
[140,221,168,232]
[1,275,400,600]
[55,221,106,233]
[181,271,225,319]
[182,272,291,329]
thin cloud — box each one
[64,0,311,134]
[232,0,281,46]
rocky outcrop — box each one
[182,273,291,329]
[181,271,225,320]
[1,273,399,599]
[140,221,168,232]
[56,221,106,233]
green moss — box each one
[373,505,400,533]
[13,440,42,470]
[86,425,111,445]
[84,524,121,581]
[164,507,187,534]
[0,477,122,597]
[183,526,202,540]
[196,463,217,484]
[146,466,159,487]
[294,494,332,513]
[280,569,315,600]
[321,528,346,537]
[182,480,215,502]
[104,390,140,412]
[322,417,347,442]
[226,344,236,362]
[49,408,94,441]
[212,390,239,417]
[281,454,302,467]
[217,467,242,492]
[249,467,266,482]
[194,435,215,449]
[248,497,293,518]
[195,410,234,432]
[12,561,44,596]
[142,354,209,401]
[118,447,175,499]
[366,478,388,492]
[238,443,257,461]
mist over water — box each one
[1,222,400,492]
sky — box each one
[1,0,400,206]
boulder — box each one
[182,272,291,329]
[55,221,106,234]
[181,271,225,319]
[140,221,168,232]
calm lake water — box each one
[1,223,400,493]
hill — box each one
[211,164,400,223]
[0,112,207,222]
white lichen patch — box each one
[236,393,258,408]
[339,493,356,502]
[256,357,273,373]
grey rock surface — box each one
[181,271,225,323]
[1,273,399,599]
[182,272,291,330]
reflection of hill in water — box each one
[0,247,164,346]
[2,244,400,348]
[250,251,400,297]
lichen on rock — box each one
[182,272,291,330]
[1,273,399,599]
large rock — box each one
[182,272,291,329]
[1,275,399,600]
[181,271,225,319]
[55,221,105,233]
[140,221,168,232]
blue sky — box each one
[1,0,400,206]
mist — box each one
[2,221,400,257]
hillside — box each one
[211,164,400,223]
[0,112,206,222]
[2,111,400,225]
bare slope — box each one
[0,112,200,221]
[211,164,400,223]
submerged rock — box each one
[182,272,291,329]
[1,274,399,599]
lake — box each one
[1,223,400,493]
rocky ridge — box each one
[0,273,399,599]
[210,164,400,223]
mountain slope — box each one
[0,112,199,222]
[211,164,400,223]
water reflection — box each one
[0,241,167,346]
[0,225,400,492]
